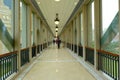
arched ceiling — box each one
[36,0,79,35]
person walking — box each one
[57,37,61,49]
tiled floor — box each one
[16,45,96,80]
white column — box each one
[83,6,87,61]
[27,5,32,62]
[14,0,21,70]
[94,0,101,69]
[72,20,75,52]
[34,15,37,55]
[76,15,80,55]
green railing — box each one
[98,50,119,80]
[0,51,17,80]
[32,46,36,57]
[21,48,29,66]
[78,46,83,57]
[85,47,94,65]
[74,44,77,53]
[37,45,40,53]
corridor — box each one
[0,0,120,80]
[16,45,96,80]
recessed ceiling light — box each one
[20,2,22,7]
[55,0,60,2]
[38,2,40,4]
[74,2,77,5]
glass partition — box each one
[31,13,35,46]
[87,1,94,48]
[20,1,27,48]
[80,12,83,46]
[101,0,119,54]
[0,0,14,53]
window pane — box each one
[0,0,14,53]
[80,12,83,46]
[74,19,77,44]
[87,1,94,48]
[101,0,119,54]
[102,0,118,35]
[0,0,13,37]
[20,1,27,48]
[31,13,34,46]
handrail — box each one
[85,47,94,65]
[20,48,29,66]
[0,51,17,80]
[0,51,17,58]
[21,48,29,51]
[98,49,119,80]
[32,46,36,48]
[79,45,83,47]
[97,49,119,57]
[85,47,119,57]
[85,46,94,50]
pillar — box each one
[14,0,21,70]
[76,15,80,55]
[83,5,87,60]
[94,0,101,69]
[27,5,32,62]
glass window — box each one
[102,0,118,35]
[0,0,13,37]
[0,0,14,53]
[80,12,84,46]
[74,19,77,44]
[87,1,94,48]
[101,0,119,54]
[31,13,35,46]
[20,1,27,48]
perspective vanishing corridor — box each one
[16,45,96,80]
[0,0,120,80]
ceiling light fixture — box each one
[38,2,40,4]
[56,30,58,32]
[56,28,58,31]
[54,13,60,25]
[74,2,77,5]
[56,25,58,29]
[55,0,60,2]
[55,25,58,31]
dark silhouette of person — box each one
[57,37,61,49]
[53,39,55,44]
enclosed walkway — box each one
[15,45,96,80]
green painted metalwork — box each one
[0,19,13,51]
[101,12,119,48]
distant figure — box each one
[53,39,55,44]
[57,37,61,49]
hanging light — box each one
[55,25,58,31]
[54,13,60,25]
[54,0,60,2]
[56,28,58,31]
[56,30,58,32]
